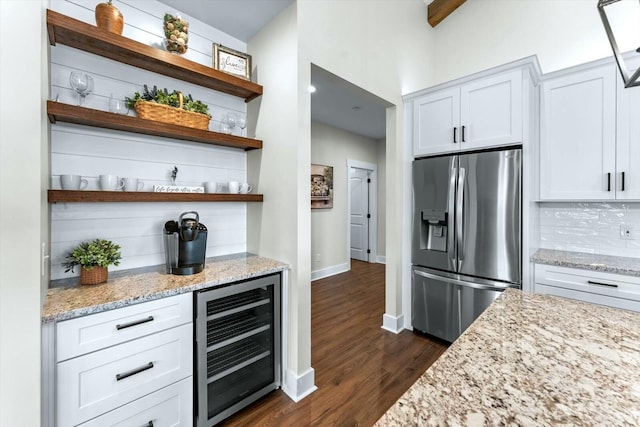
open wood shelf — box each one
[48,190,263,203]
[47,101,262,150]
[46,9,263,102]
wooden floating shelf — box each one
[46,9,263,102]
[48,190,263,203]
[47,101,262,150]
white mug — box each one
[204,181,217,193]
[99,174,124,191]
[60,174,88,190]
[240,183,253,194]
[228,181,240,194]
[122,177,144,192]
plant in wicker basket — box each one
[126,85,211,130]
[63,239,122,285]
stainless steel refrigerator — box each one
[412,147,521,342]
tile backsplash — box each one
[539,202,640,258]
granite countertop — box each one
[376,288,640,426]
[42,254,289,323]
[531,248,640,277]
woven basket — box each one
[134,92,210,130]
[80,266,108,285]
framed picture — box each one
[311,164,333,209]
[212,43,252,80]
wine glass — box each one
[69,72,94,106]
[220,112,238,134]
[237,113,247,135]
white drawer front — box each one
[536,283,640,312]
[57,323,192,426]
[78,377,192,427]
[57,293,192,361]
[535,264,640,307]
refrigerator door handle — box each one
[413,269,513,291]
[448,163,458,270]
[456,167,466,267]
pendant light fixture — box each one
[597,0,640,88]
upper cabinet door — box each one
[615,57,640,200]
[459,69,523,151]
[540,64,617,200]
[413,87,461,156]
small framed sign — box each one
[213,43,252,80]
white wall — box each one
[247,2,316,399]
[376,138,386,260]
[298,0,438,336]
[0,1,47,425]
[432,0,639,82]
[48,0,251,280]
[310,121,381,275]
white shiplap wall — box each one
[49,0,251,279]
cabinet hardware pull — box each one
[116,316,154,330]
[461,125,466,142]
[587,280,618,288]
[622,171,625,191]
[453,127,457,143]
[143,421,154,427]
[607,172,611,192]
[116,361,154,381]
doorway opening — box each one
[348,160,377,265]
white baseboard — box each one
[376,255,386,264]
[381,313,405,334]
[281,368,317,402]
[311,262,349,281]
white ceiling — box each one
[157,0,389,140]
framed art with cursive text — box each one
[212,43,252,80]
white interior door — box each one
[350,167,369,261]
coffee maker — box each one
[163,211,207,275]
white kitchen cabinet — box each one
[540,55,640,200]
[615,56,640,200]
[412,68,524,156]
[51,294,193,427]
[78,378,192,427]
[534,263,640,312]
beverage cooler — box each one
[195,274,281,426]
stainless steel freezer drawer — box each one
[412,267,511,342]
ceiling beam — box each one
[427,0,467,27]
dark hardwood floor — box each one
[221,260,448,427]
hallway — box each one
[223,260,448,426]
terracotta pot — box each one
[95,1,124,35]
[80,266,108,285]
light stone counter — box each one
[376,288,640,426]
[42,254,288,323]
[532,248,640,277]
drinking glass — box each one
[108,94,128,115]
[69,72,94,106]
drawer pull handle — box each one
[116,316,154,330]
[143,422,154,427]
[587,280,618,288]
[116,362,154,381]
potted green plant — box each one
[63,238,122,285]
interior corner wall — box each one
[247,1,314,394]
[310,121,381,274]
[432,0,639,83]
[0,1,47,425]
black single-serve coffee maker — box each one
[163,211,207,275]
